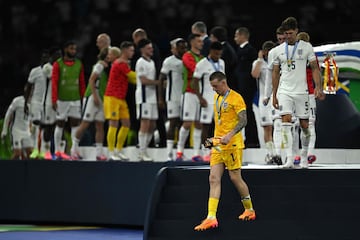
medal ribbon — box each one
[208,57,220,71]
[285,41,299,69]
[215,90,230,124]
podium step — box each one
[144,167,360,240]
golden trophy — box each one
[321,52,339,94]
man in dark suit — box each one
[233,27,260,148]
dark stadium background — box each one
[1,0,359,133]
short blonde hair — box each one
[297,32,310,42]
[109,46,121,58]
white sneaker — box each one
[298,151,309,169]
[117,151,129,161]
[264,154,273,164]
[138,152,153,161]
[109,154,121,161]
[281,157,294,168]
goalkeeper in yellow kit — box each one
[194,71,256,231]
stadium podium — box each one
[144,166,360,240]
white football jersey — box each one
[135,57,157,104]
[193,57,225,104]
[3,96,30,134]
[252,58,272,99]
[91,62,105,89]
[28,66,47,103]
[160,55,183,102]
[272,40,316,94]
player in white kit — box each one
[159,38,188,160]
[40,47,62,159]
[27,50,51,159]
[251,40,278,164]
[1,85,33,159]
[135,38,161,161]
[271,17,324,168]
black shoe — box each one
[272,155,283,165]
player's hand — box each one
[220,134,231,145]
[272,95,279,109]
[199,97,207,108]
[93,95,101,107]
[315,88,326,100]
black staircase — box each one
[144,166,360,240]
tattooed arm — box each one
[220,110,247,145]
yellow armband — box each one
[127,71,136,85]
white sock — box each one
[265,141,274,156]
[71,137,80,153]
[282,122,293,160]
[54,126,63,152]
[193,127,202,156]
[166,139,174,156]
[71,126,79,143]
[177,126,189,153]
[308,120,316,156]
[95,143,103,156]
[300,127,310,157]
[32,124,40,151]
[292,123,299,156]
[138,131,147,153]
[273,118,282,156]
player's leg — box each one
[194,154,224,231]
[277,93,295,168]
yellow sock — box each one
[116,126,129,151]
[107,126,117,152]
[207,197,219,219]
[241,195,254,210]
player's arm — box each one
[1,100,16,139]
[263,69,272,105]
[89,67,101,107]
[183,54,197,72]
[192,76,207,107]
[79,63,86,98]
[126,71,136,85]
[221,110,247,145]
[51,61,60,110]
[158,72,167,109]
[309,59,325,100]
[272,64,281,109]
[251,50,264,79]
[139,75,160,86]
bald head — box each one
[132,28,148,45]
[96,33,111,50]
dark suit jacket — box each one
[233,42,257,104]
[221,41,238,90]
[201,36,211,57]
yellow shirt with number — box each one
[213,89,246,150]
